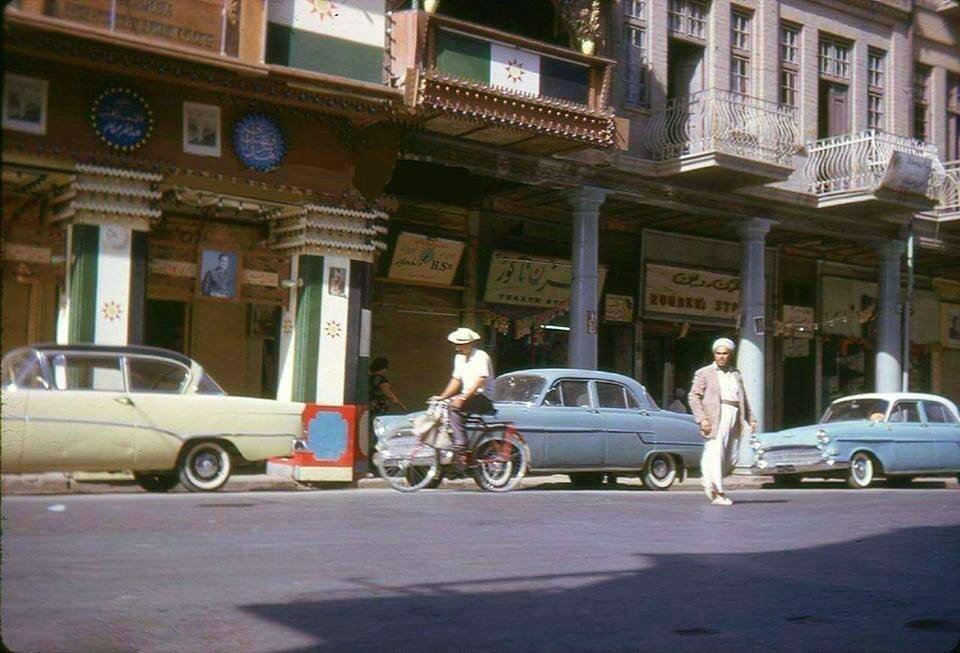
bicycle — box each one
[374,399,529,493]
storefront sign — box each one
[234,114,286,172]
[782,305,815,337]
[92,87,153,151]
[387,232,464,285]
[149,258,196,278]
[2,243,51,264]
[243,269,279,288]
[47,0,224,52]
[484,252,607,308]
[643,263,740,322]
[604,294,634,322]
[942,302,960,349]
[880,151,932,196]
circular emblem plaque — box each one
[233,114,286,172]
[91,88,153,151]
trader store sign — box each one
[643,263,740,322]
[485,252,607,308]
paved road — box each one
[2,487,959,652]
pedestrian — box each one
[431,327,495,452]
[688,337,757,506]
[666,387,688,413]
[369,357,405,417]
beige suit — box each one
[689,363,755,495]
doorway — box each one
[818,81,850,138]
[144,299,188,354]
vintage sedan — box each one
[374,369,703,490]
[1,344,305,492]
[750,392,960,488]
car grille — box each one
[763,447,822,467]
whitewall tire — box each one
[179,441,233,492]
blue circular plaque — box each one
[91,88,153,151]
[233,113,286,172]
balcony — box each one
[802,130,943,215]
[639,89,800,187]
[937,160,960,219]
[386,10,617,154]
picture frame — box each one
[3,73,48,135]
[942,302,960,349]
[328,266,347,297]
[182,102,221,157]
[197,249,240,300]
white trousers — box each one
[701,403,739,496]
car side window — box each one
[49,354,125,392]
[923,401,957,424]
[625,389,640,409]
[596,382,628,409]
[1,350,49,390]
[890,401,922,423]
[541,380,591,408]
[126,356,191,393]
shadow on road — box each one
[241,525,960,652]
[760,480,951,490]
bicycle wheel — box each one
[376,449,440,492]
[472,436,528,492]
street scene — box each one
[2,0,960,651]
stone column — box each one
[874,240,905,393]
[737,218,774,433]
[568,186,606,370]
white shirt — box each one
[715,364,741,403]
[453,348,495,396]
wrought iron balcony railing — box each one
[802,130,944,200]
[938,160,960,217]
[639,89,800,166]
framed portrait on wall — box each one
[197,249,240,300]
[183,102,221,157]
[942,303,960,348]
[328,267,346,297]
[3,73,48,135]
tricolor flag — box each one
[266,0,385,84]
[435,30,590,105]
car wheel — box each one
[642,453,678,491]
[179,441,233,492]
[771,474,803,488]
[886,476,914,487]
[846,452,876,489]
[569,473,605,489]
[133,472,179,493]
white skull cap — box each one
[712,337,736,353]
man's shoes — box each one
[711,495,733,506]
[703,487,717,501]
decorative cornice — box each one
[267,204,390,262]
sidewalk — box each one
[1,470,778,495]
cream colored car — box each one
[1,345,305,492]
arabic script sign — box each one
[484,252,607,308]
[234,114,286,172]
[92,88,153,151]
[388,232,465,285]
[643,263,740,322]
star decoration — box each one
[324,320,343,338]
[505,59,525,83]
[282,318,294,335]
[102,300,123,322]
[310,0,339,21]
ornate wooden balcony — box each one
[802,130,944,214]
[386,10,617,154]
[638,89,800,187]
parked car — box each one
[1,344,305,492]
[374,369,703,490]
[750,392,960,488]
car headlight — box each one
[816,429,830,444]
[750,438,763,450]
[373,418,385,439]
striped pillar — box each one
[61,223,148,345]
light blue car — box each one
[750,392,960,488]
[373,369,704,490]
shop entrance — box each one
[642,322,730,409]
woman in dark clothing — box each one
[369,357,405,416]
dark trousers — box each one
[448,393,495,449]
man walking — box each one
[689,338,757,506]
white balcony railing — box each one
[640,89,800,166]
[939,160,960,217]
[803,130,944,199]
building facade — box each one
[3,0,959,453]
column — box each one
[874,240,905,393]
[737,218,774,433]
[61,222,148,345]
[568,186,606,370]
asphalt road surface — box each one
[2,486,959,652]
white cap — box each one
[448,327,481,344]
[712,337,736,353]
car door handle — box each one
[114,396,134,406]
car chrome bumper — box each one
[750,461,850,475]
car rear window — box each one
[923,401,957,424]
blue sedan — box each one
[751,392,960,488]
[374,369,703,490]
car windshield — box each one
[493,374,545,404]
[822,398,889,423]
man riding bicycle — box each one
[430,327,495,452]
